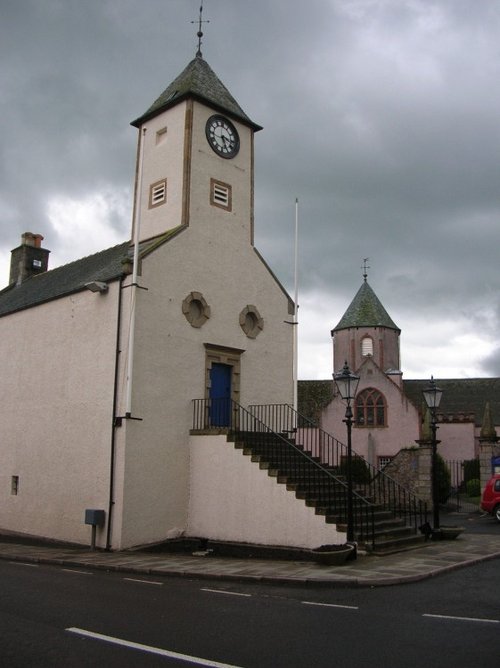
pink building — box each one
[299,277,500,472]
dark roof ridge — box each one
[31,239,131,277]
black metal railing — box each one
[249,403,428,533]
[192,398,376,546]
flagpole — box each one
[293,197,299,415]
[125,127,146,417]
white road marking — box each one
[423,613,499,624]
[123,577,163,586]
[66,627,244,667]
[9,561,39,567]
[302,601,359,610]
[61,568,93,575]
[201,587,251,598]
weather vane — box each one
[191,1,210,58]
[362,258,370,281]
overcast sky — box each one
[1,0,500,380]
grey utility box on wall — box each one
[84,509,105,551]
[85,509,105,527]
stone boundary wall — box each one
[382,445,432,505]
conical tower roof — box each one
[333,280,400,332]
[131,56,261,130]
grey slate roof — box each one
[333,280,400,332]
[0,228,186,318]
[403,378,500,428]
[132,56,261,130]
[0,241,132,317]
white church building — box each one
[0,52,355,551]
[0,53,297,548]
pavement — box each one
[1,512,499,588]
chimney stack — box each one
[9,232,50,286]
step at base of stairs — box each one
[366,534,428,555]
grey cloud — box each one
[1,0,500,377]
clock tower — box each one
[130,54,262,245]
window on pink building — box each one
[355,388,386,427]
[378,456,393,470]
[361,336,373,356]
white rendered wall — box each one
[115,229,294,549]
[187,434,345,548]
[134,102,188,241]
[189,101,253,242]
[133,100,254,244]
[115,95,293,548]
[0,284,120,546]
[110,96,292,548]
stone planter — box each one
[311,543,355,566]
[432,526,464,540]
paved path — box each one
[1,522,499,587]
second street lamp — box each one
[422,376,443,532]
[333,361,360,549]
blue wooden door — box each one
[209,363,232,427]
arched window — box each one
[355,388,386,427]
[361,336,373,357]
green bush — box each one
[352,456,372,484]
[340,456,372,484]
[466,478,481,498]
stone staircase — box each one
[230,430,426,554]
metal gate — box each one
[445,459,480,513]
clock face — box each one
[205,115,240,158]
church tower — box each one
[323,277,406,467]
[331,277,401,375]
[130,53,261,245]
[0,17,297,552]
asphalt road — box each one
[1,557,499,667]
[449,509,499,534]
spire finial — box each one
[191,1,210,58]
[362,258,370,282]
